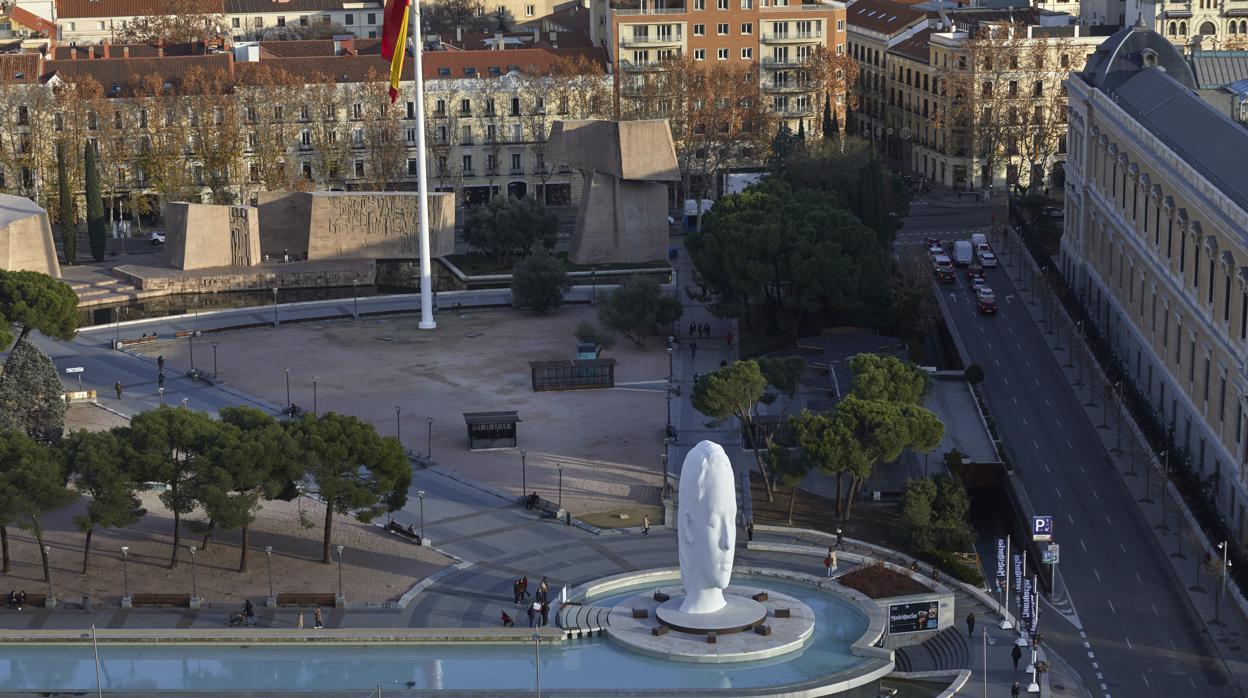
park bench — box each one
[175,330,195,339]
[275,593,337,607]
[131,593,191,607]
[5,593,47,609]
[386,521,422,544]
[118,335,159,348]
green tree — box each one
[688,179,887,336]
[295,412,411,563]
[769,445,810,524]
[821,95,834,141]
[197,406,302,571]
[56,140,76,266]
[462,195,558,262]
[691,360,773,500]
[0,340,68,445]
[849,353,929,405]
[766,123,799,171]
[831,106,840,140]
[931,474,974,551]
[964,364,985,385]
[125,406,217,568]
[888,248,939,353]
[61,429,145,573]
[792,409,852,519]
[597,276,682,348]
[511,248,569,315]
[779,139,908,244]
[897,477,937,550]
[574,322,616,356]
[0,431,74,582]
[0,269,79,350]
[84,142,107,262]
[757,355,807,410]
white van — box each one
[971,232,988,249]
[953,240,974,266]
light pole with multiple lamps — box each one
[271,287,279,327]
[426,417,434,460]
[189,545,200,608]
[335,545,345,606]
[312,376,319,416]
[521,450,528,501]
[265,546,275,603]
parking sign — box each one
[1032,515,1053,541]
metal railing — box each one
[760,31,823,41]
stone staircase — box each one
[66,275,143,309]
[895,627,971,673]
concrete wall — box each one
[549,119,680,182]
[0,194,60,277]
[164,203,260,271]
[256,191,455,261]
[569,173,668,264]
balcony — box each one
[621,60,667,71]
[773,106,815,116]
[763,82,814,93]
[761,31,823,43]
[510,168,526,175]
[760,56,804,68]
[612,0,687,15]
[761,1,837,10]
[621,33,684,47]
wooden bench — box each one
[131,593,191,607]
[5,593,47,609]
[175,330,195,339]
[386,521,422,544]
[118,335,159,348]
[275,593,337,607]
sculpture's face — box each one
[679,442,737,596]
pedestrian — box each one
[689,321,696,338]
[1011,643,1022,671]
[530,601,542,627]
[746,520,754,542]
[691,341,698,359]
[520,576,530,602]
[501,610,515,627]
[244,599,255,626]
[114,381,123,400]
[313,607,323,629]
[642,514,651,536]
[966,611,975,638]
[527,603,537,627]
[296,610,305,629]
[719,359,727,368]
[823,547,835,577]
[157,355,165,370]
[702,323,710,338]
[540,602,550,627]
[538,577,549,602]
[1011,681,1020,697]
[513,578,523,605]
[835,528,844,549]
[725,331,733,347]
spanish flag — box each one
[380,0,411,103]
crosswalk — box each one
[895,228,985,246]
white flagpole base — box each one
[419,321,437,329]
[999,619,1013,630]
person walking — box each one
[114,381,123,400]
[690,341,698,359]
[513,578,523,605]
[702,323,710,338]
[965,612,975,638]
[538,577,550,604]
[244,599,255,626]
[520,576,530,602]
[157,370,165,389]
[296,610,305,629]
[642,515,651,536]
[500,610,515,627]
[527,603,537,627]
[1011,681,1021,697]
[746,520,754,542]
[689,322,696,338]
[314,607,323,629]
[540,602,550,627]
[835,528,845,549]
[823,548,836,577]
[157,355,165,371]
[1011,643,1022,671]
[725,331,733,347]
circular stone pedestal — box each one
[607,585,816,663]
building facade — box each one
[1063,23,1248,537]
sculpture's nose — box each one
[717,521,730,551]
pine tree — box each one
[822,95,834,140]
[85,142,107,262]
[55,142,76,266]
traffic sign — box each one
[64,367,84,374]
[1032,515,1053,541]
[1042,544,1060,564]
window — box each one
[345,14,354,25]
[717,48,729,60]
[742,47,753,59]
[460,99,472,115]
[254,16,263,28]
[232,17,241,28]
[53,112,63,132]
[512,153,522,171]
[717,23,729,34]
[741,22,752,34]
[300,15,309,25]
[301,162,312,180]
[837,19,844,30]
[368,13,376,23]
[462,154,473,173]
[354,160,365,178]
[300,130,311,148]
[408,158,419,176]
[277,16,286,26]
[693,24,705,35]
[526,4,535,15]
[249,163,260,182]
[352,102,362,119]
[694,0,705,8]
[741,0,753,7]
[461,125,473,144]
[718,0,729,8]
[695,49,706,60]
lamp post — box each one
[661,452,669,500]
[590,267,597,305]
[189,545,198,604]
[395,406,401,443]
[113,307,120,349]
[211,341,218,379]
[264,546,274,600]
[284,367,291,411]
[558,463,563,510]
[335,545,345,604]
[426,417,434,460]
[1216,541,1233,624]
[158,386,164,405]
[352,279,359,320]
[271,287,279,327]
[521,450,528,500]
[418,490,426,539]
[120,546,130,604]
[44,545,52,601]
[312,376,319,416]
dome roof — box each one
[1082,22,1195,92]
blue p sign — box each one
[1032,515,1053,541]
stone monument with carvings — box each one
[255,191,455,261]
[0,194,60,277]
[165,203,261,270]
[547,119,678,265]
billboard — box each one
[888,600,940,634]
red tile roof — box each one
[56,0,225,19]
[0,53,43,84]
[51,41,210,60]
[44,53,234,94]
[847,0,927,36]
[236,53,408,84]
[890,27,931,62]
[9,5,57,37]
[422,47,606,79]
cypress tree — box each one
[85,142,106,262]
[797,118,806,142]
[831,107,840,140]
[821,95,834,140]
[55,141,76,265]
[844,102,855,138]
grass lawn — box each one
[749,473,912,553]
[578,505,665,529]
[446,253,672,276]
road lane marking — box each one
[1036,379,1041,387]
[1044,463,1052,473]
[1142,673,1150,688]
[1067,513,1075,524]
[1045,398,1051,406]
[1136,573,1144,584]
[1026,360,1032,368]
[987,341,993,350]
[1124,636,1131,650]
[1108,599,1115,616]
[1066,439,1073,449]
[1022,416,1028,425]
[1152,604,1159,616]
[1079,464,1086,474]
[1013,396,1019,405]
[1056,418,1062,427]
[1055,487,1062,498]
[1094,567,1101,582]
[995,358,1001,367]
[1105,514,1112,526]
[1003,375,1009,385]
[1081,539,1088,552]
[1120,543,1127,553]
[1093,489,1099,499]
[1170,639,1177,649]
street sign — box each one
[64,367,84,374]
[1042,544,1060,565]
[1032,515,1053,542]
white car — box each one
[149,232,165,245]
[927,243,944,257]
[978,249,998,267]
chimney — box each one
[456,25,463,42]
[156,38,165,57]
[332,34,355,55]
[123,46,130,58]
[102,39,110,58]
[494,31,504,49]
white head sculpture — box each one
[677,440,737,614]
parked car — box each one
[975,287,998,314]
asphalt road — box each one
[905,200,1237,698]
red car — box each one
[975,287,998,315]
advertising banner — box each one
[888,600,940,634]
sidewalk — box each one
[994,224,1248,695]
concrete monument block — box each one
[164,203,260,271]
[0,194,60,277]
[255,191,455,261]
[549,119,678,265]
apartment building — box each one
[1062,22,1248,536]
[852,7,1100,190]
[0,1,56,40]
[845,0,927,142]
[606,0,848,129]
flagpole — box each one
[408,2,436,330]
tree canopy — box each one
[687,179,888,336]
[691,360,773,499]
[597,276,682,348]
[0,270,79,349]
[898,475,974,552]
[849,353,929,405]
[511,248,569,315]
[56,140,76,265]
[61,429,145,573]
[462,195,558,261]
[85,142,107,262]
[0,430,74,582]
[0,339,68,445]
[109,0,225,43]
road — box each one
[904,198,1237,697]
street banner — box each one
[1031,588,1040,634]
[1013,553,1023,602]
[1021,577,1033,625]
[996,538,1007,579]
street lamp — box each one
[558,462,563,510]
[352,279,359,320]
[44,545,52,601]
[283,366,291,411]
[271,287,279,327]
[264,546,274,600]
[426,417,434,460]
[590,267,597,305]
[521,450,528,501]
[211,341,218,379]
[120,546,130,604]
[395,406,402,443]
[189,545,198,603]
[1216,541,1233,624]
[417,490,426,539]
[660,452,669,500]
[313,376,318,417]
[335,545,345,604]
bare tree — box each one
[183,67,246,204]
[303,75,350,189]
[110,0,226,44]
[355,68,408,190]
[1010,35,1078,194]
